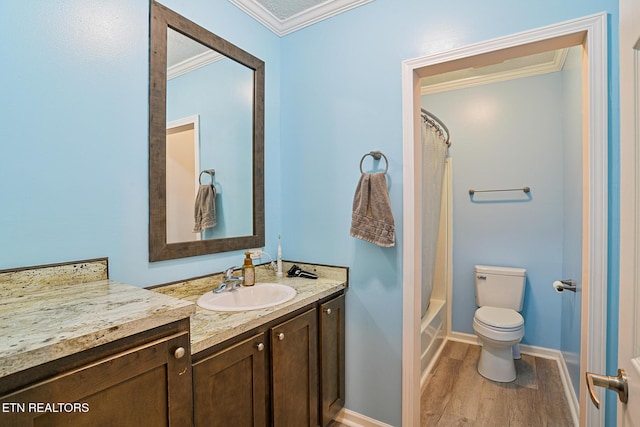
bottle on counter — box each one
[243,252,255,286]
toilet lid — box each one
[475,306,523,329]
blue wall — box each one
[0,0,282,284]
[0,0,619,426]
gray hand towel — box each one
[350,172,395,247]
[193,184,217,232]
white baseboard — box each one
[447,331,481,346]
[447,332,579,426]
[335,408,394,427]
[554,351,580,426]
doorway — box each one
[401,13,608,426]
[166,115,201,243]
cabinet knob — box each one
[324,308,332,315]
[174,347,186,359]
[256,343,265,351]
[277,332,285,341]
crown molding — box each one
[167,50,224,80]
[421,48,569,95]
[228,0,374,36]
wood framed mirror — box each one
[149,1,265,261]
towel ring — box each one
[359,151,389,174]
[199,169,215,185]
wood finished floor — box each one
[421,341,574,427]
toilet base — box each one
[477,340,517,383]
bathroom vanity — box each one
[0,261,196,426]
[191,293,345,427]
[0,259,346,427]
[153,261,347,427]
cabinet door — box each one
[319,294,346,426]
[271,308,318,427]
[193,332,267,427]
[0,332,192,427]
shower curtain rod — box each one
[421,108,451,146]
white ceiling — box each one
[228,0,374,36]
[254,0,329,20]
[166,28,224,80]
[167,29,208,67]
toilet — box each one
[472,265,526,382]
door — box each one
[617,0,640,423]
[402,15,609,427]
[166,115,200,244]
[192,332,268,427]
[319,294,346,426]
[271,308,318,427]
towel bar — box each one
[360,151,389,174]
[468,186,530,196]
[199,169,215,185]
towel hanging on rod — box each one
[351,151,395,247]
[421,108,451,146]
[359,150,389,174]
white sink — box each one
[197,282,296,312]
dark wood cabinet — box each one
[193,332,268,427]
[193,291,345,427]
[319,293,346,427]
[0,285,345,427]
[271,308,318,427]
[0,329,192,427]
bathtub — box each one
[420,298,446,388]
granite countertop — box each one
[152,262,347,355]
[0,279,195,378]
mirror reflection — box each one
[166,28,254,243]
[149,1,265,261]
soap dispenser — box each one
[243,252,255,286]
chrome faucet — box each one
[213,266,244,293]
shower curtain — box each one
[421,114,448,317]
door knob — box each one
[585,368,628,409]
[173,347,186,359]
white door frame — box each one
[401,13,608,426]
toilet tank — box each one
[475,265,526,311]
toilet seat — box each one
[475,306,523,330]
[473,307,524,342]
